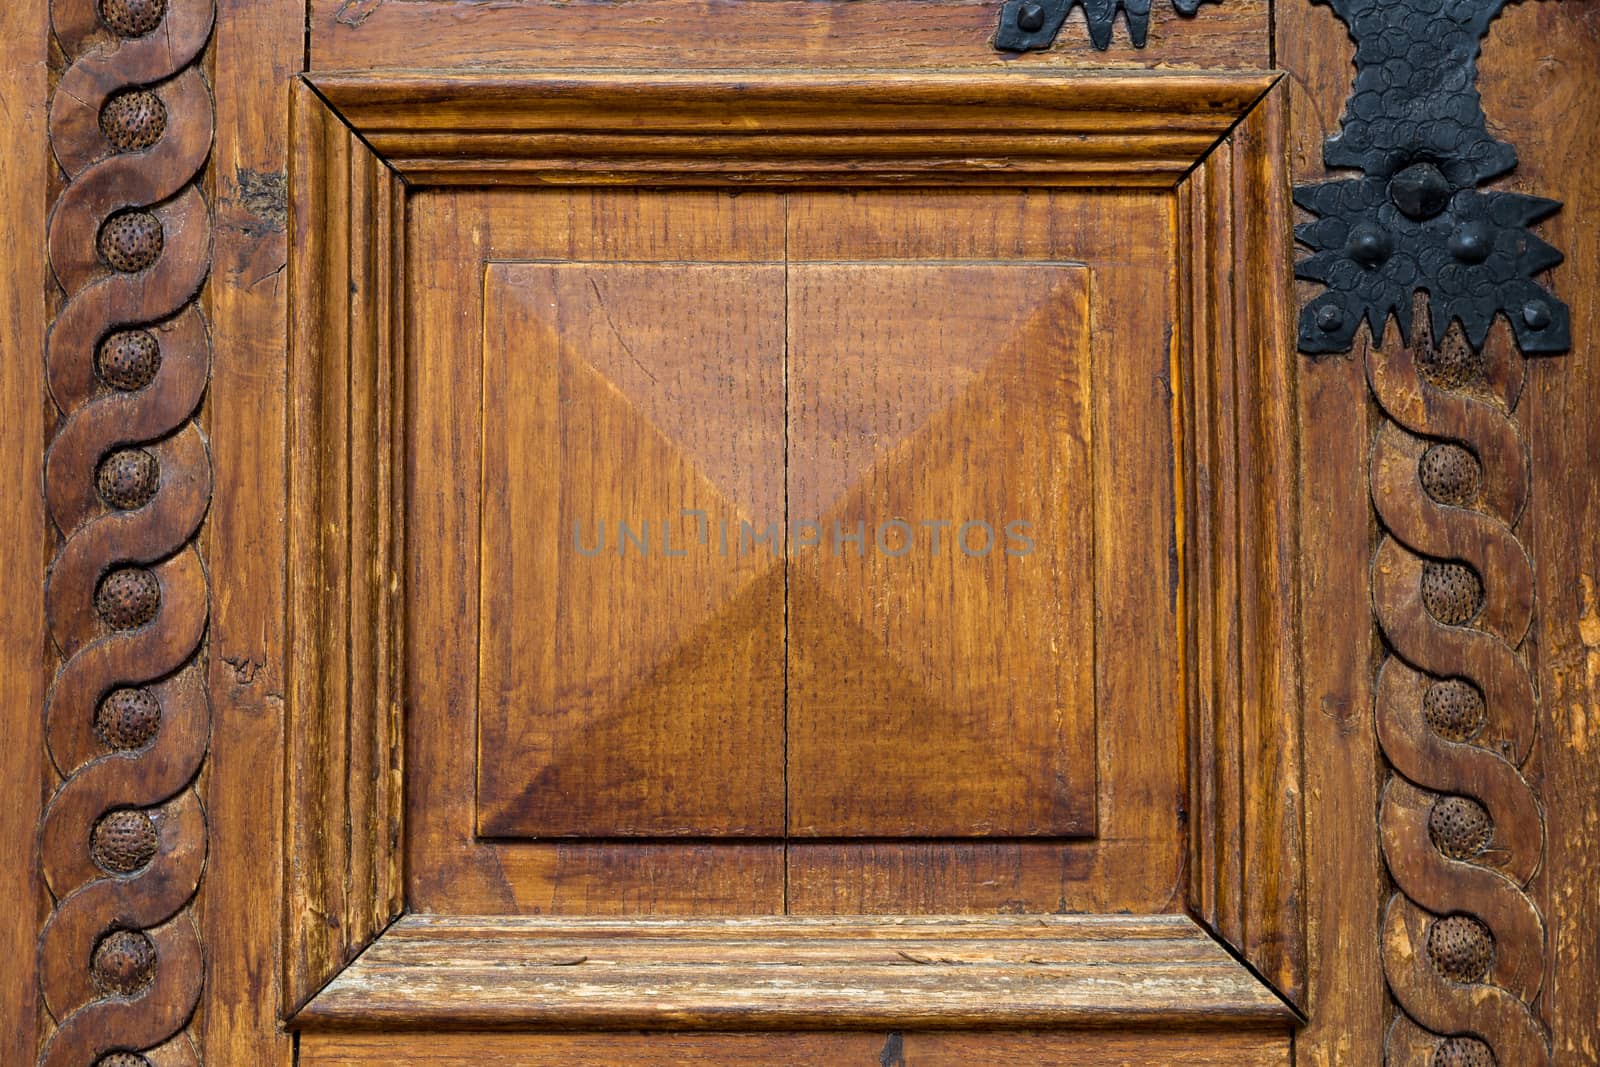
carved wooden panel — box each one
[278,71,1305,1037]
[4,0,1596,1061]
[785,261,1094,837]
[1369,311,1548,1066]
[478,256,1095,841]
[478,261,788,838]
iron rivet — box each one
[1017,2,1047,32]
[1448,222,1491,264]
[1347,223,1393,267]
[1390,162,1453,221]
[1523,300,1551,330]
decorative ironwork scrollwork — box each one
[38,0,215,1063]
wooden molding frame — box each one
[306,69,1276,188]
[1176,83,1306,1005]
[285,68,1304,1025]
[295,915,1293,1031]
[285,80,408,1013]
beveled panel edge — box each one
[1173,77,1306,1011]
[284,80,409,1017]
[303,68,1280,188]
[281,69,1305,1026]
[290,913,1297,1031]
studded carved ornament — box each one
[37,0,215,1063]
[1369,308,1549,1065]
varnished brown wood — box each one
[406,186,1189,919]
[299,1028,1293,1067]
[1174,79,1305,1007]
[281,75,1305,1055]
[0,0,50,1058]
[9,0,1596,1060]
[1481,7,1600,1061]
[477,260,787,838]
[308,0,1272,73]
[784,260,1095,837]
[780,188,1187,916]
[294,915,1293,1031]
[198,0,302,1057]
[285,79,407,1013]
[306,69,1278,187]
[1278,2,1600,1063]
[407,188,789,915]
[1272,2,1388,1062]
[36,0,217,1063]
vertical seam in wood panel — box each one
[781,192,792,914]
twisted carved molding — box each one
[38,0,215,1064]
[1368,308,1548,1065]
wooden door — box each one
[5,2,1596,1066]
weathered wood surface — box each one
[284,78,407,1015]
[294,914,1294,1031]
[307,0,1272,73]
[0,0,49,1059]
[299,1028,1293,1067]
[404,186,1191,919]
[3,0,1595,1063]
[1485,5,1600,1063]
[477,259,788,839]
[1175,78,1305,1007]
[199,0,301,1058]
[307,69,1277,187]
[1282,2,1600,1065]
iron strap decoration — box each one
[1295,0,1570,357]
[38,0,215,1064]
[1296,1,1565,1063]
[993,0,1215,51]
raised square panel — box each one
[786,263,1095,837]
[477,261,788,837]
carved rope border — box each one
[38,0,215,1064]
[1295,0,1561,1062]
[1368,313,1549,1066]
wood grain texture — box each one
[306,0,1269,72]
[782,188,1185,915]
[785,261,1094,838]
[285,81,407,1014]
[0,0,49,1056]
[1273,1,1388,1062]
[199,0,301,1058]
[307,69,1276,188]
[405,187,1190,917]
[1174,78,1305,1009]
[1480,7,1600,1063]
[477,260,787,838]
[299,1028,1292,1067]
[408,189,789,916]
[294,914,1294,1031]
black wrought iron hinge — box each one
[1295,0,1570,356]
[993,0,1214,51]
